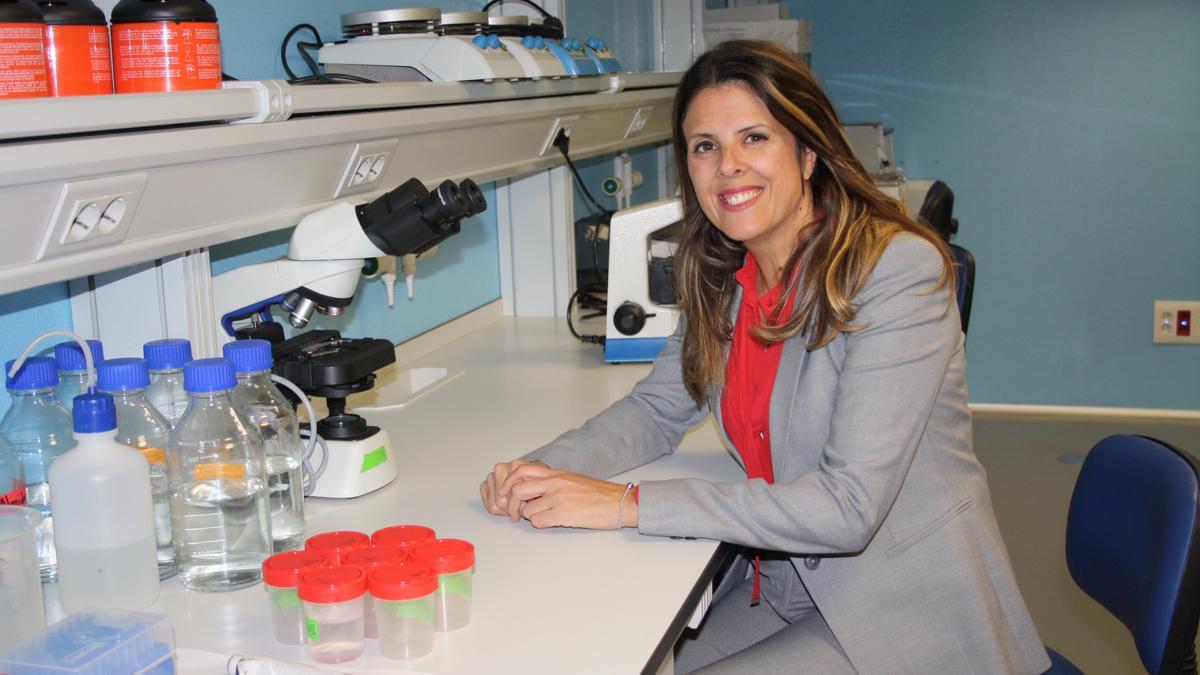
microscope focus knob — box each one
[614,301,654,336]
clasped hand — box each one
[479,460,638,530]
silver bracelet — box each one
[616,481,636,530]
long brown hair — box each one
[672,40,954,403]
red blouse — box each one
[721,252,786,485]
[720,252,788,604]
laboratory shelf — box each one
[0,72,680,295]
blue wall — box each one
[779,0,1200,409]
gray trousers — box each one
[674,559,855,674]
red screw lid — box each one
[369,561,438,601]
[372,525,436,550]
[298,565,368,604]
[305,531,370,563]
[410,538,475,574]
[343,545,407,573]
[262,550,330,588]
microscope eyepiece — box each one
[419,180,468,228]
[357,176,488,257]
[459,179,487,216]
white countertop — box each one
[141,317,742,674]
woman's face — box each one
[682,82,817,256]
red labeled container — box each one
[109,0,220,94]
[0,0,49,99]
[38,0,111,96]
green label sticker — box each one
[391,601,435,621]
[439,573,472,595]
[272,589,301,610]
[305,617,320,642]
[360,446,388,473]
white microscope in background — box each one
[212,177,487,498]
[603,198,683,363]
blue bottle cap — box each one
[96,358,151,392]
[73,389,117,433]
[472,33,487,49]
[5,357,59,390]
[183,358,236,393]
[222,339,273,374]
[53,340,104,372]
[143,339,193,370]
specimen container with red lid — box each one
[298,565,368,664]
[261,549,329,645]
[369,562,438,660]
[410,538,475,631]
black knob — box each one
[613,301,647,336]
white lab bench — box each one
[124,316,740,674]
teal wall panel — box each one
[777,0,1200,408]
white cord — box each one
[269,374,327,496]
[7,330,96,390]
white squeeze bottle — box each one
[48,388,159,612]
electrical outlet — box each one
[37,173,149,261]
[540,115,579,156]
[1153,300,1200,344]
[624,106,653,139]
[334,138,399,198]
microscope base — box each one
[604,336,668,363]
[304,427,398,499]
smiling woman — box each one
[480,40,1049,674]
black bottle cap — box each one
[38,0,105,26]
[0,0,45,23]
[110,0,216,24]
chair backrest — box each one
[950,244,975,335]
[916,181,973,334]
[1067,435,1200,674]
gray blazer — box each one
[526,234,1049,674]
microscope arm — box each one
[212,257,365,329]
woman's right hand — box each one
[480,459,548,519]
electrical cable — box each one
[280,23,377,86]
[552,129,614,216]
[270,374,328,496]
[481,0,554,19]
[567,284,607,345]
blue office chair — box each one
[917,181,974,334]
[1044,435,1200,674]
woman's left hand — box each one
[500,463,637,530]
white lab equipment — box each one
[211,177,485,500]
[49,390,159,613]
[97,357,176,579]
[604,199,683,363]
[319,8,524,83]
[168,358,272,592]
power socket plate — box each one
[540,115,580,157]
[1153,300,1200,344]
[37,173,149,261]
[334,138,400,198]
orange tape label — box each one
[194,463,245,481]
